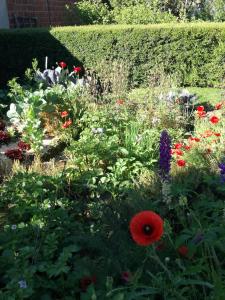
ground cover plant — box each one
[0,60,225,300]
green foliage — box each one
[66,0,113,25]
[0,23,225,88]
[113,4,177,24]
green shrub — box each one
[0,23,225,87]
[113,4,177,24]
[66,0,113,25]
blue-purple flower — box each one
[159,130,172,181]
[218,162,225,183]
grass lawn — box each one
[129,86,224,104]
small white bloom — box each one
[92,128,98,134]
[165,257,170,263]
[18,280,27,289]
[11,225,17,230]
[152,117,160,125]
[97,128,104,134]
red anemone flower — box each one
[61,111,69,118]
[178,245,189,257]
[73,66,82,73]
[177,159,186,167]
[210,116,219,124]
[80,276,96,292]
[59,61,67,69]
[197,106,204,112]
[5,148,23,161]
[62,119,72,129]
[129,211,163,246]
[18,141,31,151]
[185,145,191,151]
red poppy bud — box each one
[80,276,96,292]
[116,99,124,105]
[178,245,188,257]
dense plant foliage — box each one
[0,23,225,88]
[0,61,225,298]
[66,0,225,25]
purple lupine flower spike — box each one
[159,130,172,181]
[218,162,225,183]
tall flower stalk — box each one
[159,130,172,181]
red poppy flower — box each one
[5,148,23,161]
[121,271,132,283]
[197,111,206,118]
[174,143,183,149]
[176,149,183,156]
[116,99,124,105]
[214,132,221,137]
[178,245,188,257]
[210,116,219,124]
[61,111,69,118]
[62,119,72,129]
[177,159,186,167]
[73,66,82,73]
[215,102,222,110]
[197,106,204,112]
[185,145,191,151]
[129,211,163,246]
[59,61,67,69]
[80,276,96,292]
[194,137,200,142]
[18,141,31,151]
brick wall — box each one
[7,0,74,28]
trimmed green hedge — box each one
[0,23,225,87]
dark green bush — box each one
[0,23,225,87]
